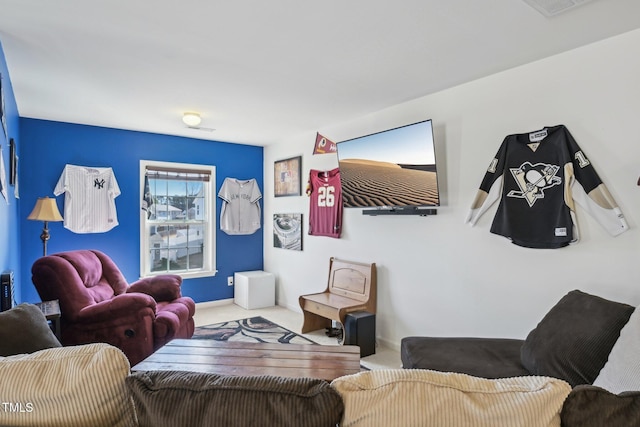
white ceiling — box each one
[1,0,639,146]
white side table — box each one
[234,271,276,309]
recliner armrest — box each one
[74,293,157,323]
[127,275,183,302]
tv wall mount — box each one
[362,207,437,216]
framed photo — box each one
[0,73,6,140]
[273,213,303,251]
[274,156,301,197]
[9,138,16,185]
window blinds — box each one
[145,166,211,182]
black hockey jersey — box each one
[466,125,628,248]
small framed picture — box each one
[9,138,16,185]
[0,73,6,139]
[274,155,302,197]
[273,213,303,251]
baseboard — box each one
[376,336,401,353]
[195,298,234,310]
[282,301,303,314]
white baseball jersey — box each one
[54,164,121,233]
[218,178,262,235]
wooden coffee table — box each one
[131,339,361,381]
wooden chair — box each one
[299,257,376,334]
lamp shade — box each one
[27,197,63,222]
[183,112,202,127]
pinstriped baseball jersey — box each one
[218,178,262,235]
[54,164,121,233]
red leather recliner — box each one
[31,249,195,365]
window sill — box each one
[140,270,218,280]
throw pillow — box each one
[520,289,634,386]
[331,369,571,427]
[0,343,136,427]
[561,385,640,427]
[0,303,61,356]
[126,371,344,427]
[593,306,640,393]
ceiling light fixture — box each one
[183,112,202,127]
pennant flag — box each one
[313,133,337,155]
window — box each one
[140,160,216,278]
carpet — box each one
[192,316,316,345]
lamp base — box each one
[40,221,50,257]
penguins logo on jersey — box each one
[507,162,561,207]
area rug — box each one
[192,316,316,345]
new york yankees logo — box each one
[94,178,105,189]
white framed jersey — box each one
[218,178,262,235]
[54,164,121,233]
[466,125,628,248]
[307,168,343,238]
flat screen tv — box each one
[336,119,439,213]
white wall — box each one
[264,29,640,351]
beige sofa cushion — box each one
[0,343,136,427]
[331,369,571,427]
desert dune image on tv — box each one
[337,120,439,208]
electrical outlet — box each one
[227,276,234,286]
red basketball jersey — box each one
[307,168,343,238]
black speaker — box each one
[1,270,15,312]
[344,311,376,357]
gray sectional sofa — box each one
[0,340,571,427]
[1,292,639,426]
[401,290,640,426]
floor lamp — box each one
[27,197,64,257]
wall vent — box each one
[522,0,596,16]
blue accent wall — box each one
[19,119,264,304]
[0,41,21,303]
